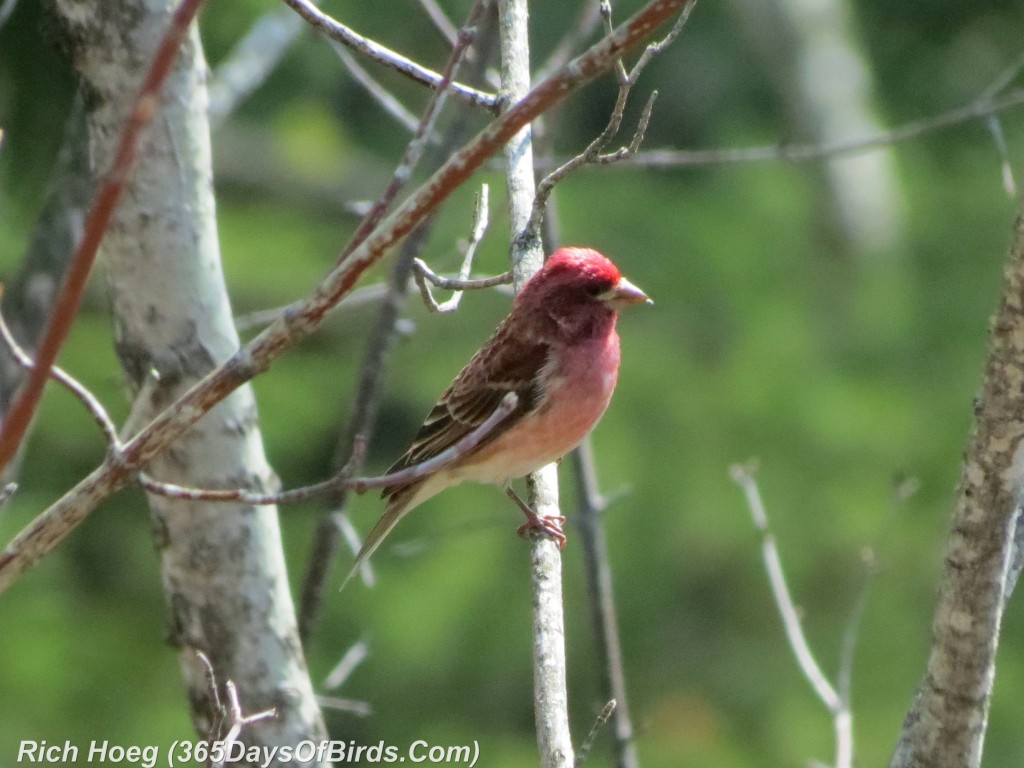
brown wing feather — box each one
[382,316,550,500]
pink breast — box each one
[456,331,620,485]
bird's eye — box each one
[586,283,605,296]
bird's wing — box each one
[341,321,550,591]
[382,316,550,499]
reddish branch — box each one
[0,0,693,594]
[0,0,207,475]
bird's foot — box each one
[506,486,567,549]
[516,513,568,550]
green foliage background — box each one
[2,0,1024,766]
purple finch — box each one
[345,247,649,586]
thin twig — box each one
[572,439,638,768]
[215,681,278,768]
[140,392,518,504]
[412,185,502,313]
[413,263,513,293]
[576,700,617,767]
[413,0,458,46]
[314,695,373,717]
[527,0,694,235]
[336,0,489,265]
[619,86,1024,170]
[207,5,306,127]
[298,14,499,638]
[331,43,420,132]
[0,303,120,450]
[323,639,371,690]
[281,0,499,112]
[0,0,208,476]
[730,462,852,768]
[0,0,695,596]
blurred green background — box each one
[3,0,1024,766]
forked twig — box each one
[195,652,277,768]
[730,462,853,768]
[527,0,695,235]
[412,185,509,313]
[0,301,119,450]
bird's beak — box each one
[599,276,652,310]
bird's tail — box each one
[340,483,420,592]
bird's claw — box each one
[517,513,568,550]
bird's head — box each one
[516,247,651,341]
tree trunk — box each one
[889,206,1024,768]
[49,0,329,760]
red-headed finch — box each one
[344,247,650,588]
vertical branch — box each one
[889,203,1024,768]
[497,1,574,766]
[539,151,637,767]
[572,440,638,768]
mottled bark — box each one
[890,208,1024,767]
[48,1,328,762]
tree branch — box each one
[496,0,574,764]
[889,194,1024,768]
[280,0,500,112]
[0,0,695,596]
[731,463,852,768]
[0,0,207,476]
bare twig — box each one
[576,700,617,767]
[619,86,1024,170]
[194,651,278,766]
[413,0,458,46]
[215,682,278,768]
[281,0,499,112]
[412,185,500,313]
[413,262,512,294]
[207,5,306,127]
[337,0,488,265]
[0,0,695,596]
[730,462,852,768]
[140,393,519,504]
[322,639,371,690]
[298,225,430,633]
[0,0,207,476]
[572,439,637,768]
[528,0,694,235]
[298,13,499,638]
[314,695,373,717]
[0,304,120,450]
[331,44,419,132]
